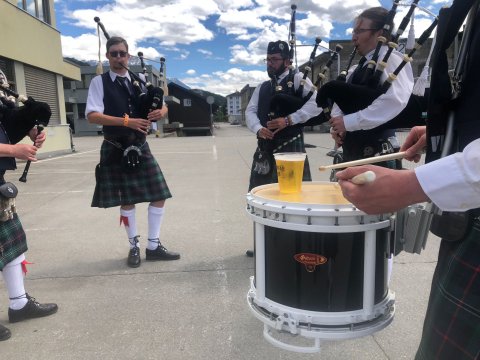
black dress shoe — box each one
[146,244,180,261]
[8,294,58,323]
[0,324,11,341]
[127,246,141,268]
[246,250,254,257]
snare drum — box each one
[246,182,395,353]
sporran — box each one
[0,182,17,222]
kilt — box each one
[415,216,480,359]
[92,140,172,208]
[248,134,311,191]
[0,214,27,271]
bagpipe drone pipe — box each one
[315,0,438,131]
[94,17,164,120]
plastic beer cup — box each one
[273,152,306,193]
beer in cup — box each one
[273,152,306,193]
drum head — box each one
[251,182,350,207]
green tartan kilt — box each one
[415,217,480,359]
[92,140,172,208]
[249,134,311,191]
[0,214,27,271]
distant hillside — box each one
[191,89,226,108]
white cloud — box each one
[58,0,444,97]
[181,68,267,96]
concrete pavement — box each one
[0,124,438,359]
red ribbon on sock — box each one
[21,260,33,275]
[120,215,130,227]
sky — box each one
[55,0,451,96]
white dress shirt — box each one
[331,46,414,131]
[246,69,322,135]
[416,138,480,211]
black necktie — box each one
[348,56,367,84]
[117,76,133,96]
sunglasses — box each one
[109,51,128,58]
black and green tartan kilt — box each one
[415,217,480,360]
[0,214,27,271]
[248,134,312,191]
[92,140,172,208]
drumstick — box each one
[319,151,407,171]
[351,170,376,184]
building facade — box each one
[0,0,81,154]
[226,91,241,125]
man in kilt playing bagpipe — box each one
[336,0,480,357]
[244,40,321,257]
[86,36,180,268]
[0,70,57,341]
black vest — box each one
[101,73,142,138]
[257,76,302,139]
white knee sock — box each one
[120,208,138,248]
[147,205,164,250]
[2,255,28,310]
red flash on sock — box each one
[120,215,130,227]
[21,260,34,275]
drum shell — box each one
[259,226,390,312]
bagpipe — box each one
[316,0,438,130]
[0,73,51,182]
[94,17,164,120]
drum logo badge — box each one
[294,253,328,272]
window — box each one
[183,98,191,107]
[17,0,50,24]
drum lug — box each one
[388,216,395,232]
[274,312,299,335]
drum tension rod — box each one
[307,208,312,225]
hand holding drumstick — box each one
[330,126,430,214]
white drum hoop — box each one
[246,182,393,233]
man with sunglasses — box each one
[329,7,414,168]
[86,36,180,268]
[244,40,321,257]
